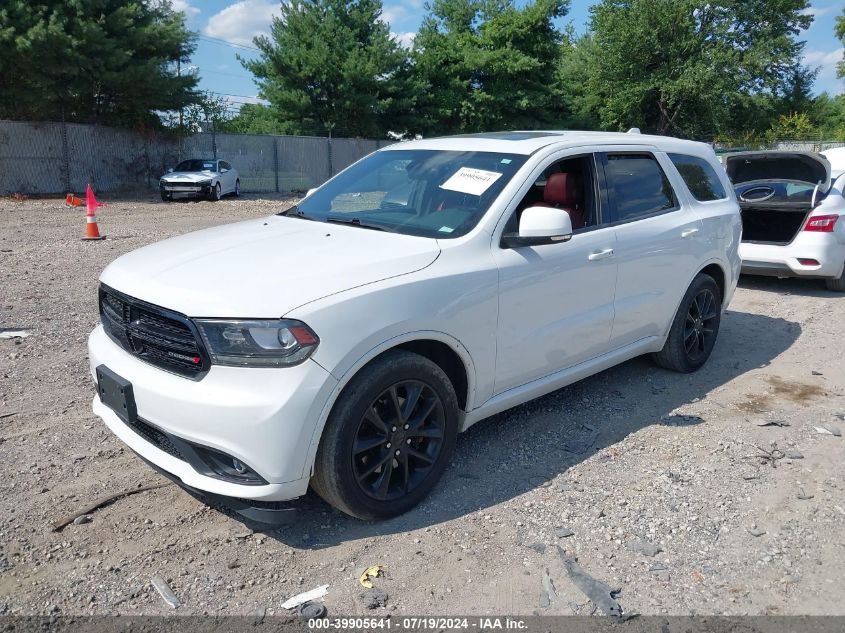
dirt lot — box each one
[1,194,843,617]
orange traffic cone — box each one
[66,193,83,206]
[82,184,105,241]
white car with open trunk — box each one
[726,151,845,291]
[89,131,741,522]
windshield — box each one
[286,149,528,238]
[176,159,216,172]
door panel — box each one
[493,228,618,393]
[610,212,702,344]
[600,152,704,345]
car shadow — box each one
[222,309,801,548]
[738,274,844,298]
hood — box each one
[100,216,441,317]
[161,171,217,181]
[725,152,831,191]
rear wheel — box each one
[234,179,240,197]
[652,273,722,373]
[825,265,845,292]
[311,350,458,520]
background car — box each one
[725,151,845,291]
[159,159,240,202]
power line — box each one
[198,35,261,53]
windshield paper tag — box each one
[440,167,503,196]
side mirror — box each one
[167,168,174,173]
[501,206,573,248]
[220,168,228,173]
[305,187,318,197]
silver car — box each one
[159,159,240,202]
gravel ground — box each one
[1,194,844,617]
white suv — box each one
[89,131,741,521]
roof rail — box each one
[627,127,641,134]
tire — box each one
[209,182,221,201]
[311,350,459,520]
[652,273,722,373]
[824,265,845,292]
[234,179,240,197]
[160,191,171,202]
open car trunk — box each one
[726,152,831,245]
[738,202,812,244]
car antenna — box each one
[627,127,641,134]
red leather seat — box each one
[535,173,584,229]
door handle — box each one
[588,248,614,261]
[681,228,700,238]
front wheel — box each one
[825,264,845,292]
[652,273,722,373]
[209,182,221,201]
[311,350,459,520]
[160,191,171,202]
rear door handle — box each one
[681,228,700,238]
[588,248,614,261]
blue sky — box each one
[174,0,845,113]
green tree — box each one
[811,93,845,139]
[413,0,570,135]
[242,0,414,138]
[568,0,814,138]
[220,104,293,135]
[0,0,199,127]
[765,111,816,144]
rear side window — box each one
[668,153,727,202]
[604,154,677,222]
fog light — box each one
[232,458,247,474]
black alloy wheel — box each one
[352,380,446,501]
[683,287,718,363]
[310,350,459,520]
[652,272,722,373]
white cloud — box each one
[381,1,424,28]
[381,5,410,27]
[170,0,199,18]
[799,6,836,19]
[391,31,416,49]
[804,47,844,79]
[204,0,281,47]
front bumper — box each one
[739,232,845,279]
[88,324,338,502]
[160,183,212,197]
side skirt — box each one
[461,336,661,431]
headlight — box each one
[197,179,212,186]
[194,319,319,367]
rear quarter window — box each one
[668,153,727,202]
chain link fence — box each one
[0,119,391,195]
[769,139,845,153]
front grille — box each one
[166,181,203,190]
[99,284,209,379]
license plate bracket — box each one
[96,365,137,423]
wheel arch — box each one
[699,262,726,305]
[659,259,729,345]
[302,331,477,479]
